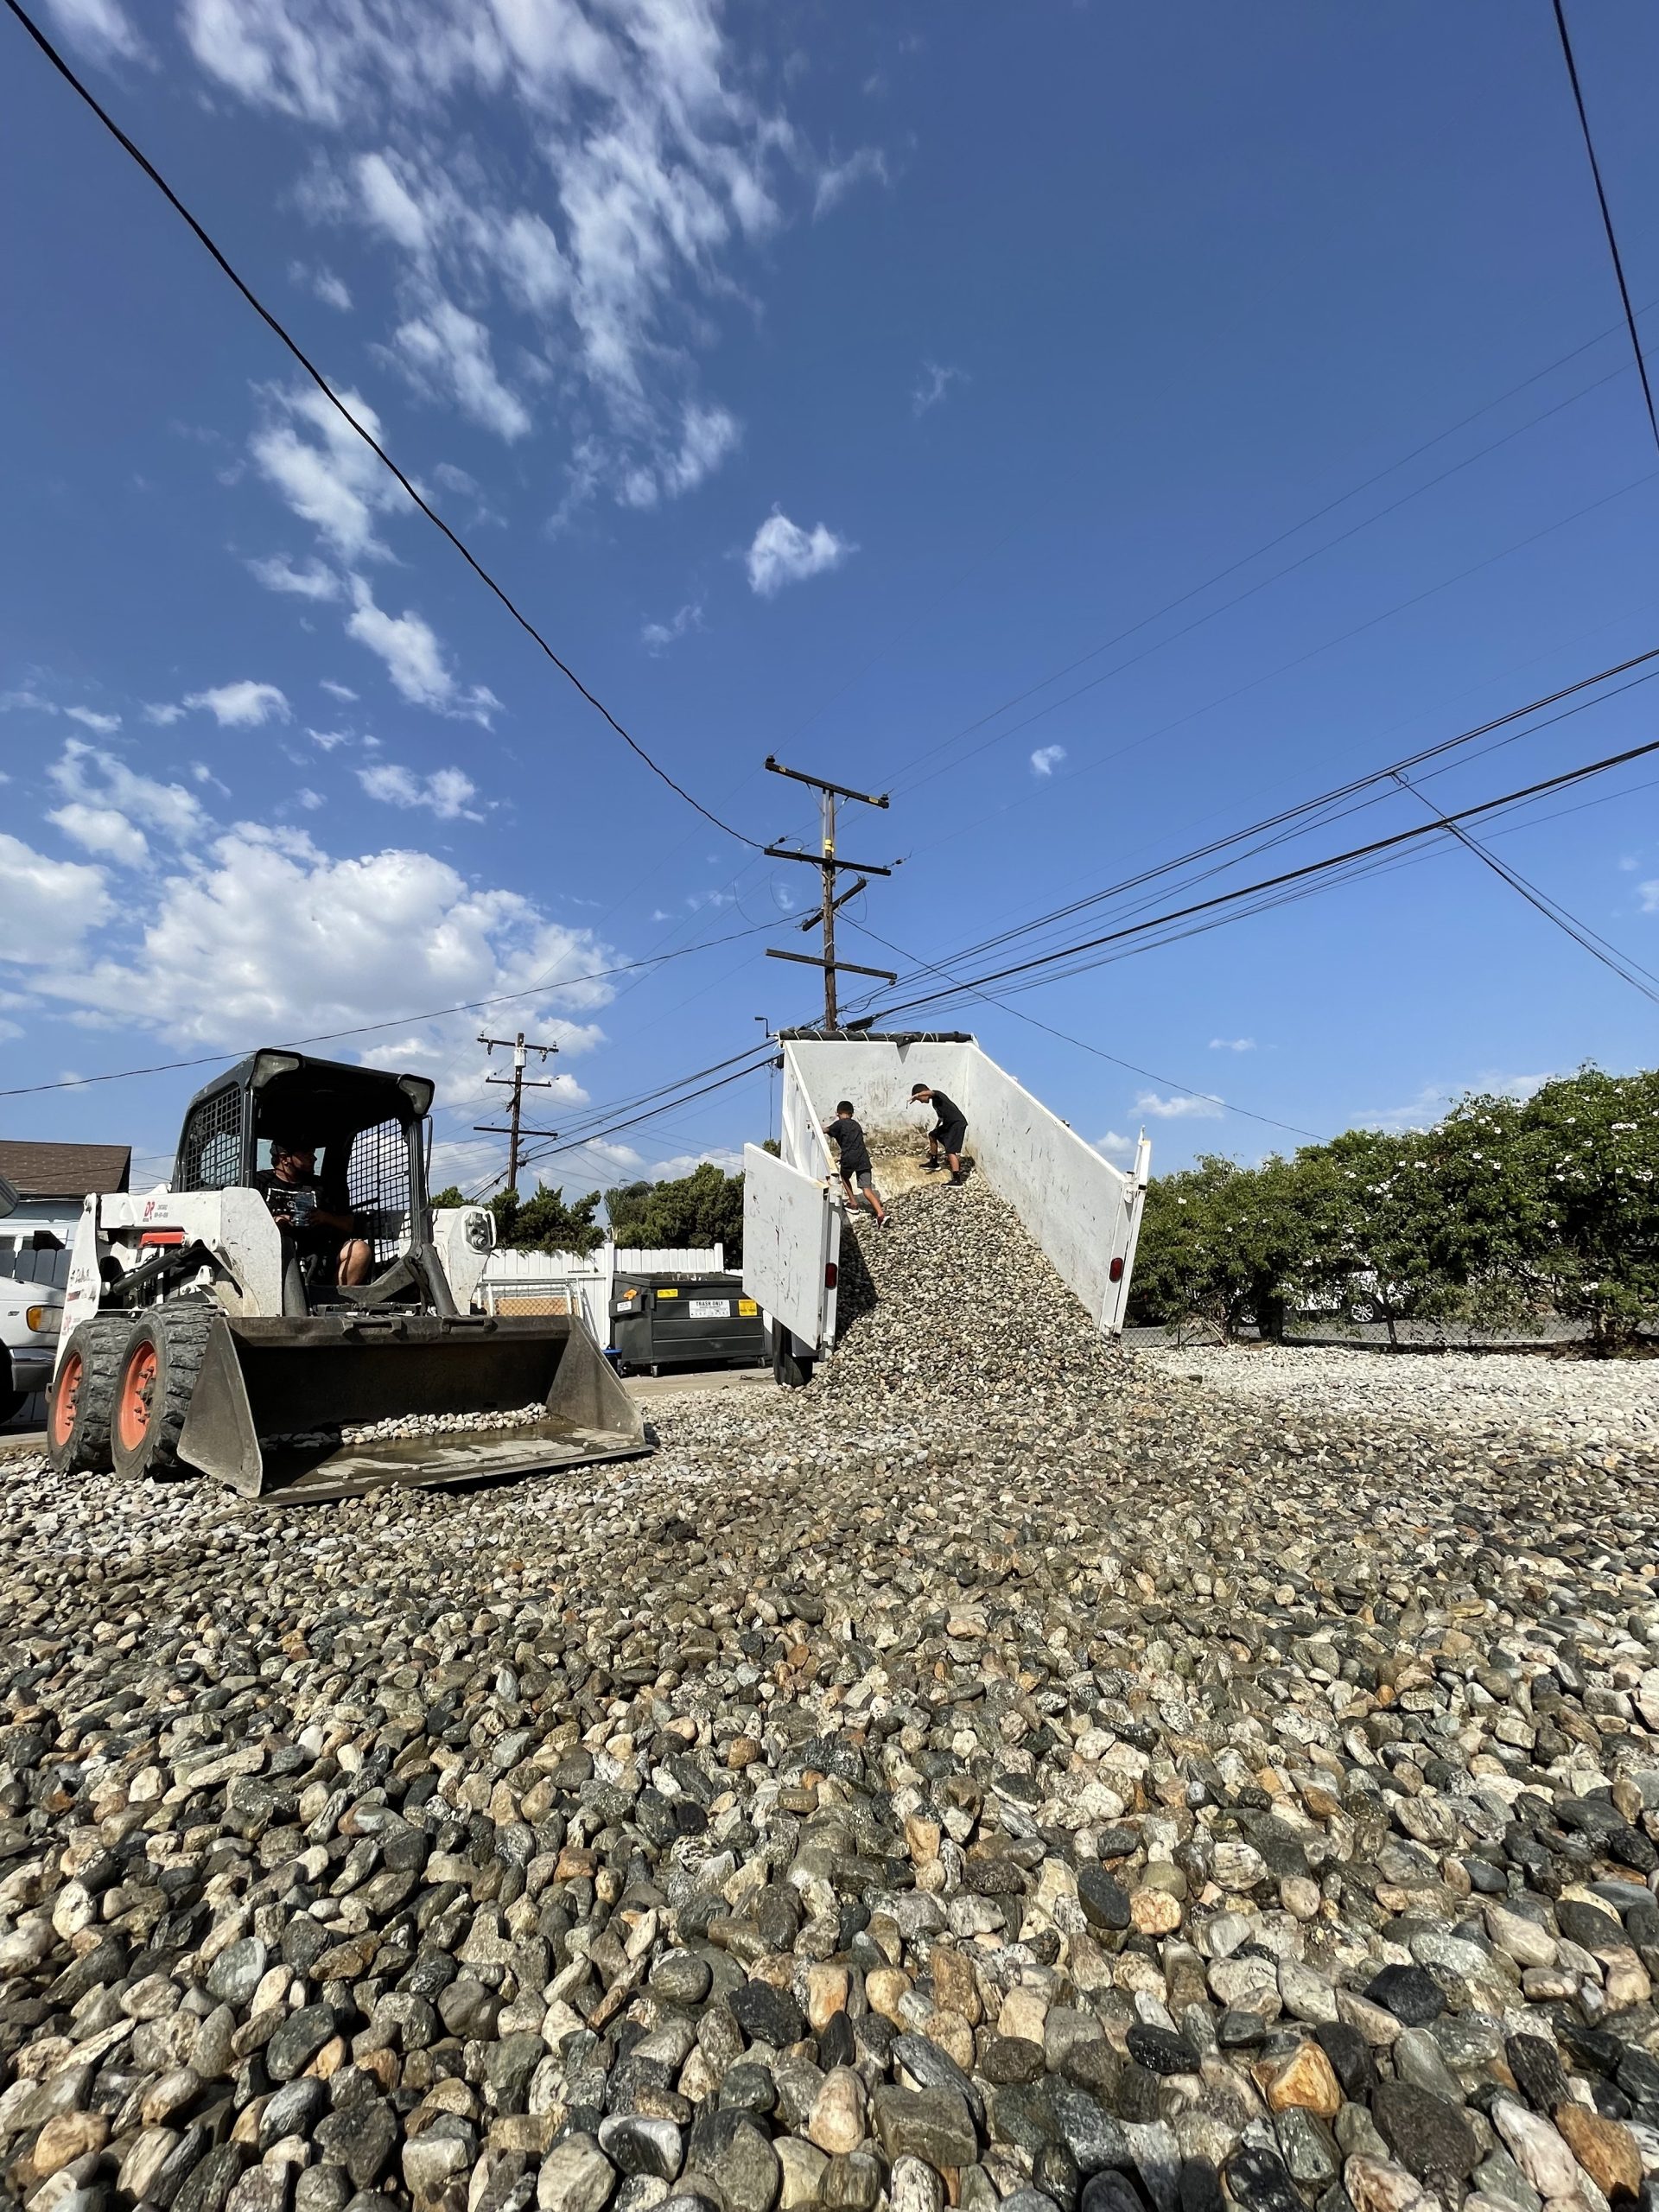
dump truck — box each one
[46,1050,646,1501]
[744,1030,1151,1384]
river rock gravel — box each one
[1138,1347,1656,1465]
[4,1177,1659,2212]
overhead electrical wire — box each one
[845,919,1321,1141]
[0,919,781,1101]
[874,646,1659,984]
[1387,769,1659,1005]
[1552,0,1659,461]
[471,1052,774,1199]
[2,0,763,850]
[850,738,1659,1027]
[889,342,1654,799]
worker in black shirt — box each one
[823,1102,888,1227]
[911,1083,969,1184]
[253,1139,372,1286]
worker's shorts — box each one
[933,1119,967,1155]
[843,1166,877,1191]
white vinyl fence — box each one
[480,1242,727,1342]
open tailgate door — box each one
[741,1142,840,1356]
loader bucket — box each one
[176,1312,649,1503]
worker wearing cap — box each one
[823,1102,887,1228]
[911,1084,969,1185]
[254,1140,372,1287]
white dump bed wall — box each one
[742,1143,838,1351]
[780,1034,1147,1338]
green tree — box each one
[429,1185,466,1209]
[607,1162,747,1262]
[1128,1154,1307,1338]
[488,1184,605,1257]
[1299,1127,1463,1345]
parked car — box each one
[1,1277,63,1423]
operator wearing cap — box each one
[253,1140,372,1287]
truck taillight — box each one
[1109,1256,1124,1281]
[824,1262,837,1288]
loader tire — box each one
[47,1317,127,1475]
[111,1303,215,1480]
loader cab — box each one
[174,1051,439,1309]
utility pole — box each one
[474,1032,559,1195]
[762,757,898,1030]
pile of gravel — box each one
[1140,1346,1656,1467]
[3,1179,1659,2212]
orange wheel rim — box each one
[50,1351,83,1447]
[117,1342,157,1454]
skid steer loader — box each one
[46,1049,647,1503]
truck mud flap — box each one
[177,1312,649,1503]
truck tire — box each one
[111,1304,215,1480]
[46,1317,126,1475]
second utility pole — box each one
[475,1031,559,1195]
[762,756,897,1030]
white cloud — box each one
[63,706,122,734]
[358,761,480,821]
[182,2,804,514]
[746,509,854,597]
[308,727,351,751]
[250,382,404,563]
[647,1147,747,1180]
[289,259,353,311]
[143,702,186,725]
[320,678,359,702]
[248,552,342,601]
[814,147,888,217]
[1641,879,1659,912]
[0,689,57,715]
[0,832,113,962]
[1363,1071,1554,1134]
[1135,1090,1224,1121]
[912,360,964,416]
[43,0,143,64]
[183,680,291,728]
[48,804,149,868]
[296,787,325,810]
[641,601,703,652]
[1095,1130,1135,1165]
[51,743,211,844]
[391,294,531,440]
[1209,1036,1255,1052]
[22,820,620,1110]
[346,579,499,721]
[1030,745,1065,778]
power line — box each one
[855,737,1659,1024]
[2,0,763,851]
[847,919,1320,1141]
[890,345,1649,800]
[1389,769,1659,1005]
[0,918,779,1101]
[1552,0,1659,461]
[473,1052,774,1198]
[881,646,1659,984]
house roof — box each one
[0,1141,132,1199]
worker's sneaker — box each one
[923,1159,946,1171]
[949,1171,968,1185]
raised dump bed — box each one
[743,1031,1150,1382]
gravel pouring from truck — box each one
[47,1049,646,1499]
[743,1029,1150,1382]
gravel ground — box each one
[1139,1346,1657,1465]
[5,1179,1659,2212]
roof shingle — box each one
[0,1141,132,1198]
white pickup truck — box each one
[743,1030,1150,1383]
[0,1178,68,1424]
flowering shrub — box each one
[1128,1065,1659,1349]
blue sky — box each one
[3,0,1658,1199]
